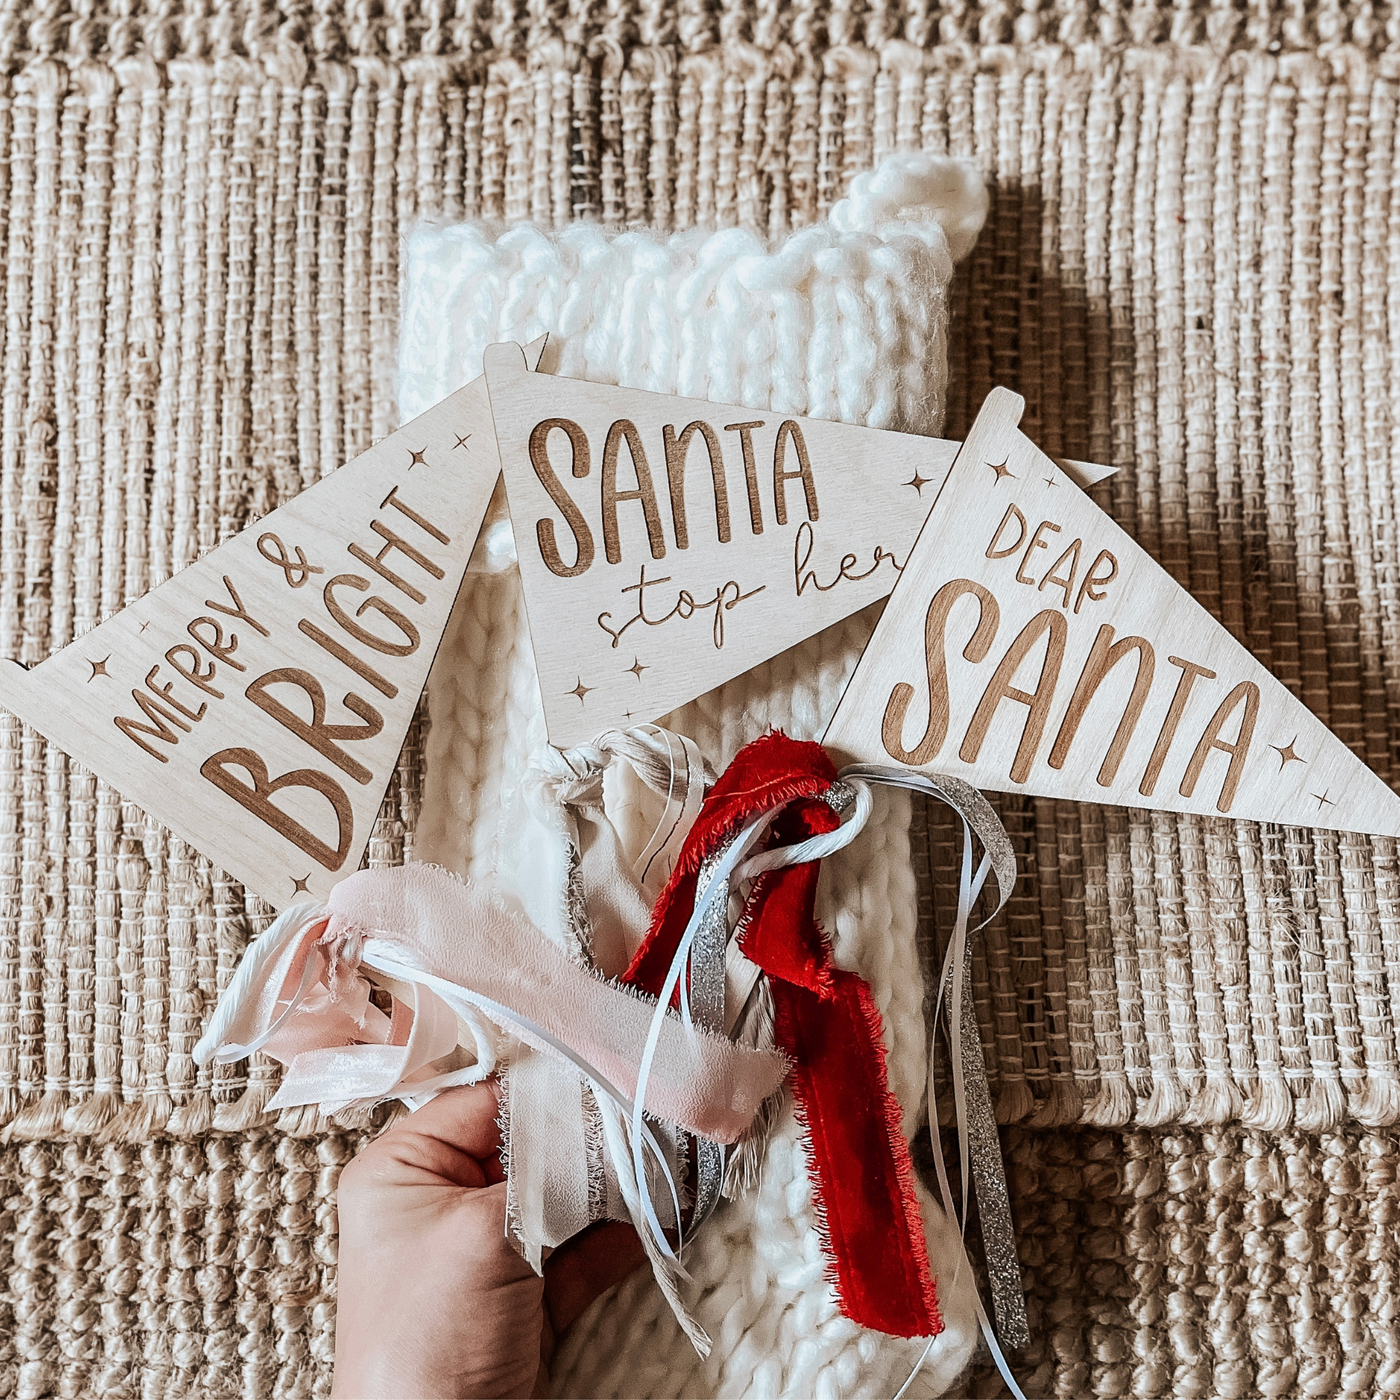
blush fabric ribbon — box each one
[192,861,787,1352]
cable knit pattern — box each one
[402,155,984,1397]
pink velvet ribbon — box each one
[193,863,787,1143]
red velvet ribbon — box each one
[623,731,941,1340]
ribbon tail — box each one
[593,1090,712,1358]
[951,951,1028,1349]
[775,972,941,1339]
[844,764,1030,1390]
[721,973,784,1200]
[504,1048,594,1260]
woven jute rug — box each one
[3,0,1400,1394]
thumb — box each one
[354,1081,506,1189]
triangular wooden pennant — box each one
[0,342,545,909]
[825,387,1400,837]
[482,342,1115,748]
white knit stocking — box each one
[401,152,988,1398]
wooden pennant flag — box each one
[482,342,1115,748]
[825,387,1400,837]
[0,343,544,909]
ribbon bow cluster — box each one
[195,727,1026,1372]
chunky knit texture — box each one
[402,158,984,1396]
[399,154,984,426]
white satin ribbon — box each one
[602,724,710,897]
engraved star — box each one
[86,656,111,681]
[291,874,312,895]
[1312,789,1335,811]
[408,447,429,469]
[454,434,472,451]
[1044,473,1059,488]
[568,677,594,704]
[626,657,649,681]
[905,470,932,495]
[138,620,151,633]
[988,457,1016,482]
[1271,739,1304,770]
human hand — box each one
[331,1082,646,1399]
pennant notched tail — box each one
[0,340,547,909]
[825,386,1400,839]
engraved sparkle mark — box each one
[626,657,649,680]
[87,656,111,681]
[1312,789,1335,811]
[568,677,594,704]
[453,434,472,451]
[1044,473,1059,488]
[905,470,932,495]
[408,447,429,468]
[1272,739,1304,770]
[291,875,312,895]
[988,457,1016,482]
[138,620,150,633]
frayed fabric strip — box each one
[195,864,786,1143]
[193,861,792,1351]
[625,731,944,1341]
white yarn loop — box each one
[828,154,989,260]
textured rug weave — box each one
[5,1122,1399,1399]
[3,0,1400,1394]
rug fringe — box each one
[167,1092,215,1138]
[213,1082,274,1133]
[6,1088,70,1142]
[63,1090,121,1137]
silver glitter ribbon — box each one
[840,764,1029,1351]
[687,845,729,1227]
[664,757,1028,1361]
[688,780,860,1228]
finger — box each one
[543,1221,648,1336]
[355,1082,503,1189]
[393,1080,503,1157]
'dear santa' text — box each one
[880,499,1259,814]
